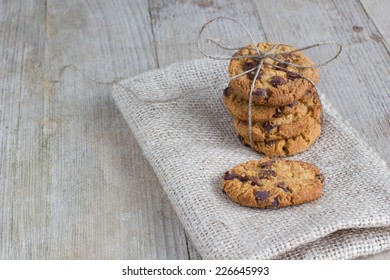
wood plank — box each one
[0,0,47,259]
[0,0,190,259]
[43,0,192,259]
[360,0,390,50]
[2,0,389,260]
[148,0,269,259]
[149,0,267,66]
[252,0,390,259]
[252,0,390,162]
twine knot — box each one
[197,17,342,149]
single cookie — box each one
[222,157,324,208]
[239,119,322,157]
[228,43,319,106]
[232,88,322,141]
[223,86,310,122]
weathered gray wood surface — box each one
[0,0,389,259]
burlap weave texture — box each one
[112,58,390,259]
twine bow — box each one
[197,17,342,149]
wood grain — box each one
[360,0,390,50]
[0,0,47,259]
[252,0,390,259]
[0,0,190,259]
[149,0,267,66]
[359,0,390,259]
[148,0,271,259]
[0,0,389,260]
[252,0,390,163]
[43,0,193,259]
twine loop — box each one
[62,16,342,151]
[197,17,342,148]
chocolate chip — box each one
[260,161,273,168]
[250,177,263,186]
[286,71,300,80]
[247,69,263,80]
[287,101,297,108]
[238,172,249,182]
[261,169,277,179]
[223,87,231,97]
[305,89,312,96]
[237,134,244,142]
[271,197,279,207]
[244,61,257,71]
[255,190,269,200]
[222,188,226,194]
[223,171,236,180]
[272,106,285,118]
[263,121,277,133]
[244,61,263,80]
[277,182,290,192]
[253,88,267,97]
[270,76,287,87]
[316,174,325,183]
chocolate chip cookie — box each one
[232,88,322,141]
[239,119,322,157]
[221,157,324,208]
[228,43,319,106]
[223,86,309,122]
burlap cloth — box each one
[112,58,390,259]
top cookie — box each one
[228,43,319,106]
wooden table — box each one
[1,0,389,259]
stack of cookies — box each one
[223,43,322,157]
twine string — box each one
[197,16,343,148]
[60,64,204,103]
[247,43,280,149]
[61,16,342,149]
